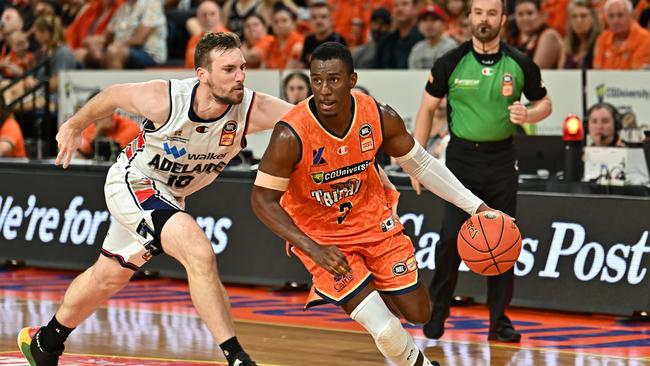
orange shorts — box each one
[292,232,419,308]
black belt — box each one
[449,133,513,152]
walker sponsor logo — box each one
[596,83,650,101]
[401,213,650,285]
[311,160,372,184]
[0,195,232,255]
[187,152,227,160]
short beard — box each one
[206,80,244,105]
[472,23,501,43]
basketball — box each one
[457,211,522,276]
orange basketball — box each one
[457,211,522,276]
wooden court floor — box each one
[1,268,648,366]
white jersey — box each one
[117,78,255,198]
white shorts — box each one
[102,163,183,269]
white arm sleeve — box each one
[396,142,484,215]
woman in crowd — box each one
[560,0,600,69]
[282,72,311,104]
[262,4,303,69]
[510,0,563,68]
[587,102,625,147]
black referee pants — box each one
[429,134,518,330]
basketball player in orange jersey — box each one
[251,42,494,366]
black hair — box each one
[514,0,541,11]
[310,42,354,75]
[243,13,267,27]
[586,102,622,132]
[283,72,312,96]
[273,3,297,21]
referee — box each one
[411,0,552,342]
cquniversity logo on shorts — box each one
[163,142,187,159]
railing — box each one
[0,56,53,159]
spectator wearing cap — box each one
[352,7,391,69]
[289,1,346,69]
[408,4,458,69]
[374,0,424,69]
[594,0,650,69]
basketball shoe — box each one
[17,326,63,366]
[231,351,257,366]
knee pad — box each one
[376,317,410,357]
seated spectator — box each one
[0,8,25,59]
[34,0,63,18]
[262,4,303,69]
[442,0,468,41]
[352,7,391,69]
[594,0,650,69]
[0,31,35,77]
[78,92,140,158]
[104,0,168,69]
[560,0,600,69]
[25,15,76,98]
[256,0,302,30]
[453,16,472,43]
[282,72,311,104]
[62,0,86,26]
[328,0,391,48]
[0,100,27,158]
[185,0,228,37]
[510,0,563,68]
[289,1,346,69]
[185,0,229,69]
[65,0,123,68]
[374,0,424,69]
[241,13,273,68]
[541,0,570,36]
[222,0,261,40]
[587,102,625,147]
[408,4,458,69]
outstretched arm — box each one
[251,123,351,276]
[55,80,170,168]
[247,92,294,134]
[379,102,488,215]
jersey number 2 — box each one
[337,202,353,224]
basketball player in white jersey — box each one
[18,33,293,366]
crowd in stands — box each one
[1,0,650,159]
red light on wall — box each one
[563,114,583,141]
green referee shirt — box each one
[425,41,547,142]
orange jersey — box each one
[280,92,402,246]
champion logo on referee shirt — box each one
[482,67,494,76]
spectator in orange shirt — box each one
[541,0,570,36]
[594,0,650,69]
[185,1,229,69]
[0,101,27,158]
[241,13,273,68]
[263,4,303,69]
[511,0,564,68]
[77,91,141,158]
[560,0,601,69]
[442,0,469,40]
[65,0,123,67]
[0,31,35,77]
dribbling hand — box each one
[308,244,351,277]
[55,121,83,169]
